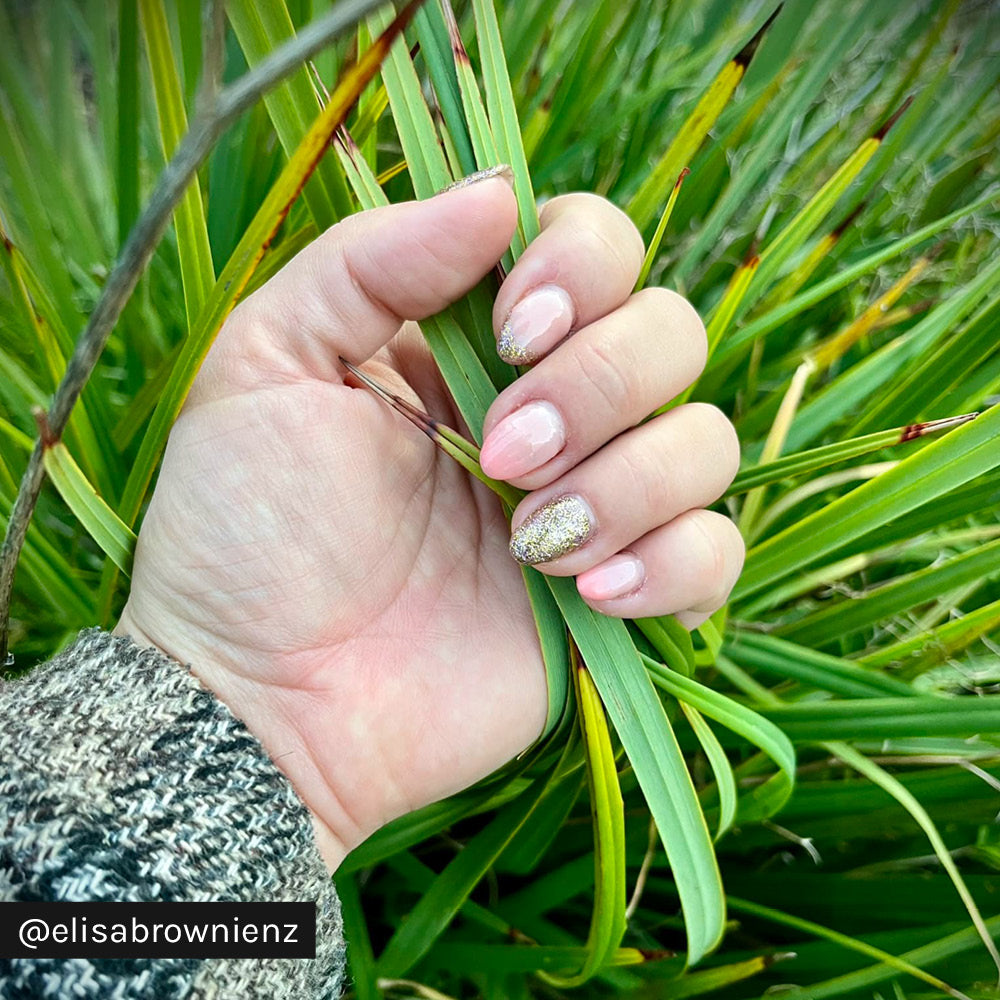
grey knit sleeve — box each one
[0,628,345,999]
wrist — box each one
[114,604,352,871]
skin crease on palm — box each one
[114,172,745,871]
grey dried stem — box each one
[0,0,391,663]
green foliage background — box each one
[1,0,1000,996]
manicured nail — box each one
[441,164,514,192]
[498,285,574,364]
[510,495,594,565]
[577,553,645,601]
[480,401,565,480]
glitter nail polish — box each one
[509,495,594,565]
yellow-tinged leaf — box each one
[628,60,745,230]
[810,256,932,369]
[44,443,136,576]
[542,656,626,987]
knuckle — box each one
[574,334,632,416]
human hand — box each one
[115,170,743,870]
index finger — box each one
[492,193,644,365]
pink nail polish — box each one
[497,285,574,364]
[479,401,565,480]
[577,553,645,601]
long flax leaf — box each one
[727,896,972,1000]
[643,655,795,825]
[542,657,626,986]
[471,0,538,249]
[546,576,725,965]
[858,597,1000,671]
[713,188,998,370]
[43,443,135,577]
[828,741,1000,978]
[683,705,738,841]
[726,413,976,495]
[227,0,353,227]
[374,768,557,978]
[777,537,1000,646]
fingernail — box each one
[577,553,645,601]
[498,285,574,364]
[510,495,594,565]
[480,401,565,480]
[440,164,514,193]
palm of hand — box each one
[126,326,546,850]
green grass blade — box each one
[857,597,1000,672]
[471,0,538,248]
[759,697,1000,742]
[542,660,626,987]
[713,187,999,374]
[728,896,971,1000]
[726,633,916,699]
[43,443,136,576]
[726,414,976,496]
[414,1,476,177]
[635,168,688,293]
[333,871,381,1000]
[104,5,420,620]
[375,776,552,979]
[673,955,796,998]
[827,742,1000,978]
[227,0,353,228]
[735,402,1000,602]
[626,9,775,231]
[783,917,1000,1000]
[116,0,140,247]
[683,704,738,841]
[139,0,215,324]
[369,5,452,197]
[777,536,1000,647]
[546,576,725,965]
[644,655,795,825]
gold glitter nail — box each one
[497,321,537,364]
[510,495,594,565]
[441,164,514,193]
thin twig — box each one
[0,0,390,662]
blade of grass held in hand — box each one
[338,358,523,508]
[542,656,627,987]
[471,0,539,250]
[545,575,726,965]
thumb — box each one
[192,168,517,402]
